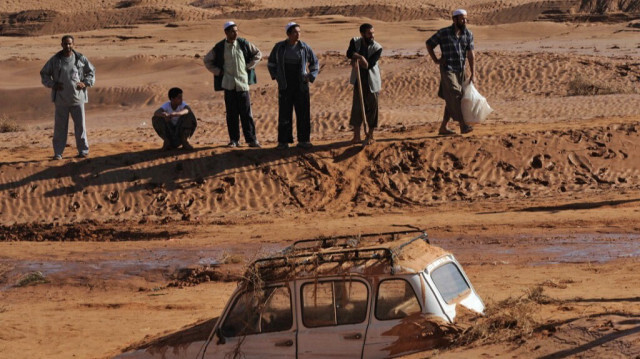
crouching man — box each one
[152,87,197,150]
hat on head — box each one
[285,22,298,32]
[452,9,467,17]
[223,21,236,30]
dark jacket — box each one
[267,40,319,91]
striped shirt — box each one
[426,25,474,73]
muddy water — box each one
[432,233,640,265]
[2,233,638,290]
[0,244,281,291]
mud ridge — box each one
[167,264,241,287]
[0,220,184,242]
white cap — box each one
[452,9,467,17]
[285,22,298,32]
[223,21,236,30]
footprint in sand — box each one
[222,177,236,186]
[567,153,592,171]
[106,190,119,203]
[69,201,80,212]
[497,161,516,172]
[530,155,543,169]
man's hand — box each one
[426,44,440,66]
[53,82,63,90]
[76,82,86,90]
[358,57,368,69]
[352,53,368,69]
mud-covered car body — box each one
[120,230,484,358]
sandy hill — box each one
[1,2,640,359]
[580,0,640,12]
[3,0,640,36]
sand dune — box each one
[1,14,639,226]
[580,0,640,13]
[1,118,639,227]
[2,1,640,359]
[3,48,638,125]
[2,0,639,37]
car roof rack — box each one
[246,230,429,278]
[285,229,427,252]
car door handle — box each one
[344,333,362,340]
[275,339,294,347]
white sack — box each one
[461,81,493,124]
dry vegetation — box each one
[567,75,636,96]
[189,0,256,9]
[15,271,48,287]
[457,286,551,346]
[0,115,23,133]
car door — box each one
[296,278,371,359]
[207,284,296,358]
[362,276,428,358]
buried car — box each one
[118,230,484,358]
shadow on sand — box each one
[0,140,362,199]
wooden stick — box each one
[354,60,368,137]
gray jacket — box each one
[347,37,382,93]
[40,50,96,103]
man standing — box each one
[426,9,475,135]
[347,23,382,145]
[40,35,95,160]
[152,87,197,151]
[204,21,262,148]
[268,22,319,149]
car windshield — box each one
[430,262,470,303]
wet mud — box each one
[0,220,184,242]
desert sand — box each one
[1,0,640,358]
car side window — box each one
[221,286,292,337]
[262,286,293,333]
[376,279,421,320]
[302,280,368,328]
